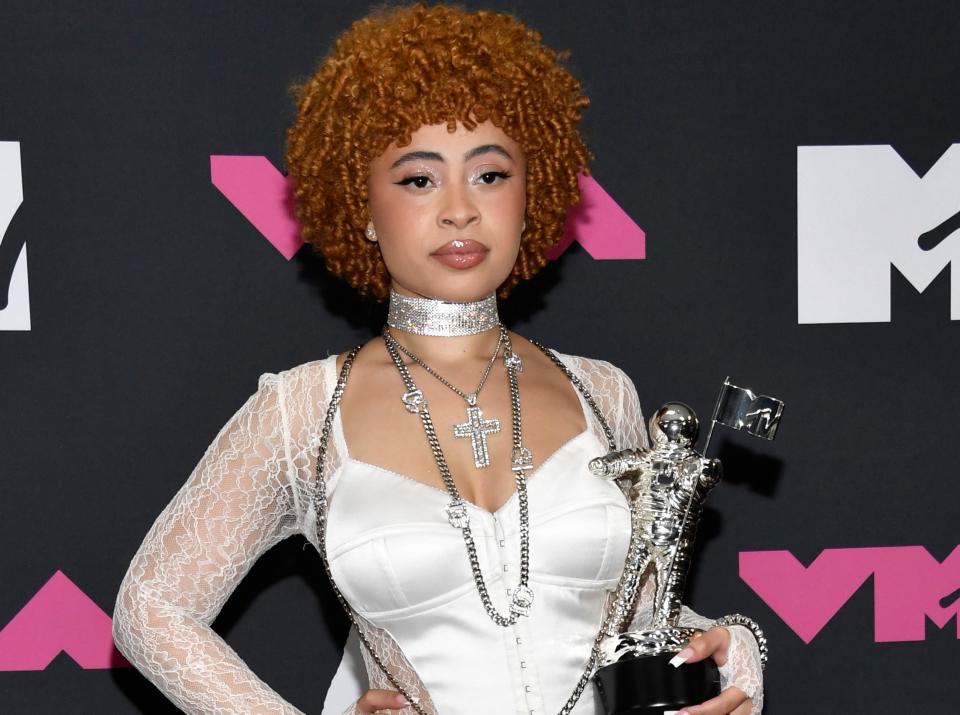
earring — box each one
[521,220,527,233]
[365,221,378,242]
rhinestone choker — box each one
[386,288,500,336]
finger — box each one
[355,689,411,713]
[677,685,748,715]
[669,626,730,667]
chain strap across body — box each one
[313,340,646,715]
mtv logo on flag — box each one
[713,379,784,441]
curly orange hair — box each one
[284,2,591,301]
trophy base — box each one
[593,651,721,715]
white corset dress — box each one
[325,370,631,715]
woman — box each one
[113,4,764,714]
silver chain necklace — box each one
[314,339,632,715]
[384,327,505,469]
[382,324,535,626]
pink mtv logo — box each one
[210,156,301,260]
[740,546,960,643]
[0,570,129,670]
[547,174,646,260]
[210,156,645,260]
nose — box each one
[437,182,479,230]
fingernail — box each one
[669,647,694,667]
[395,693,410,706]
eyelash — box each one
[395,175,433,189]
[477,170,512,185]
[395,170,513,189]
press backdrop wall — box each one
[1,1,958,712]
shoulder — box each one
[507,332,638,396]
[547,348,638,395]
[253,337,390,420]
[250,353,347,414]
[541,345,647,449]
[549,348,624,374]
[256,353,342,389]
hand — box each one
[672,627,752,715]
[354,688,411,713]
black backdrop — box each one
[1,1,958,712]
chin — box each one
[396,270,509,304]
[407,284,497,304]
[435,287,497,303]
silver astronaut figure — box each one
[590,402,722,664]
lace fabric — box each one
[345,611,437,715]
[112,373,306,714]
[112,349,763,714]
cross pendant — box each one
[453,405,501,468]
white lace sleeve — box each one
[112,372,305,715]
[572,356,764,713]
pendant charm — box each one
[504,351,523,373]
[401,389,427,414]
[510,584,535,617]
[453,405,501,468]
[445,499,470,528]
[511,447,534,473]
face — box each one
[367,121,527,302]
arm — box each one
[112,372,305,714]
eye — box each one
[395,175,434,189]
[476,170,512,185]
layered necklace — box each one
[383,288,535,625]
[314,288,627,715]
[388,326,503,469]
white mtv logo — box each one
[0,141,30,331]
[798,144,960,323]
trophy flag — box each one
[713,378,784,440]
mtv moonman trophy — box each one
[590,379,783,715]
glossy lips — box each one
[431,239,488,269]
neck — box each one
[385,286,504,365]
[385,326,505,367]
[387,287,499,336]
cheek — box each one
[369,201,427,275]
[367,183,395,225]
[478,180,525,220]
[370,188,419,237]
[496,184,527,235]
[506,176,527,219]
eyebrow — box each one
[389,144,514,169]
